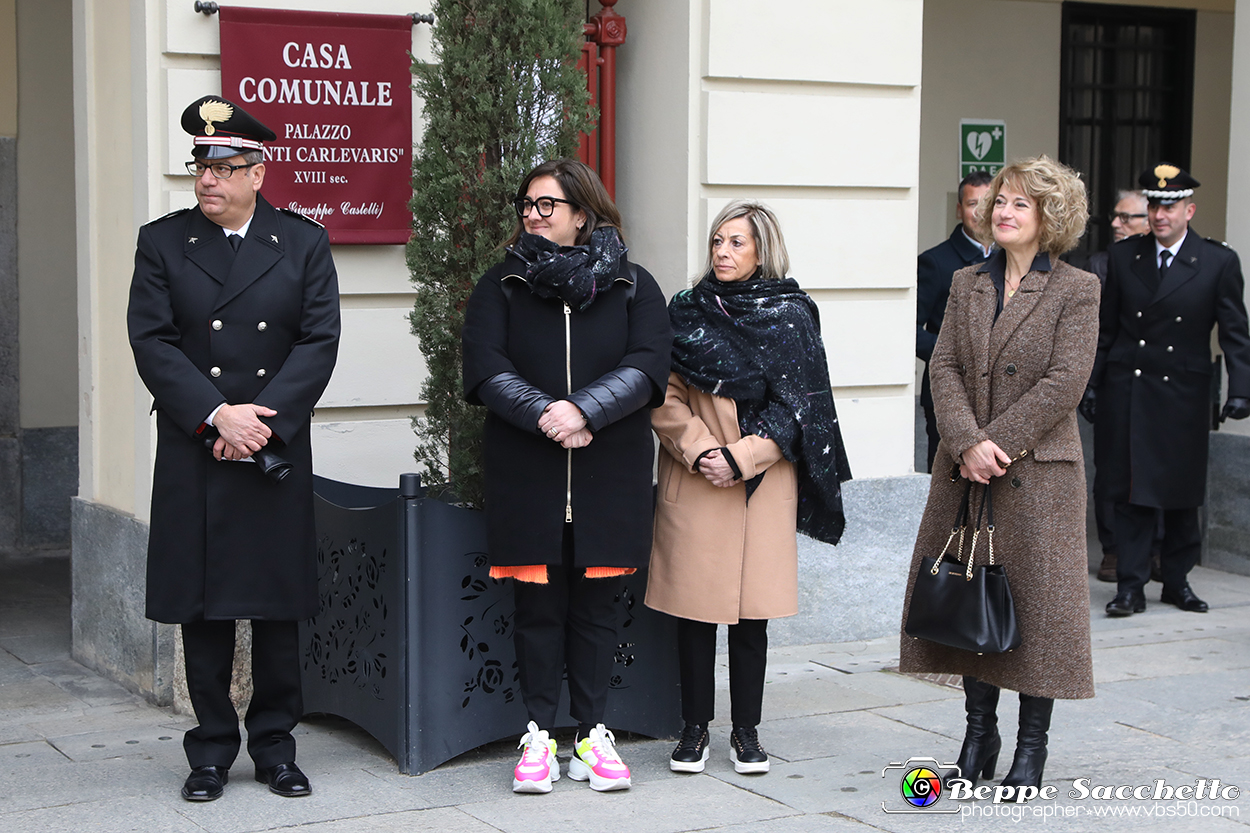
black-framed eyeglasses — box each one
[1109,211,1147,224]
[186,160,259,180]
[513,196,576,218]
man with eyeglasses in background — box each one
[1081,189,1152,583]
[1085,190,1150,283]
[127,96,340,802]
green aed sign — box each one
[960,119,1005,178]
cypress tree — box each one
[407,0,595,507]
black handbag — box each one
[904,478,1021,654]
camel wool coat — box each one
[899,254,1099,700]
[646,372,799,624]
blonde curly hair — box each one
[971,156,1089,257]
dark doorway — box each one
[1060,2,1196,257]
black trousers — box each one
[1093,494,1117,556]
[181,619,303,770]
[1114,503,1201,594]
[511,525,621,729]
[677,617,768,728]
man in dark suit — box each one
[128,96,340,800]
[1086,165,1250,617]
[917,171,993,471]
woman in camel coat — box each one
[647,201,850,776]
[899,157,1098,798]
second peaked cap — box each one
[1138,163,1200,204]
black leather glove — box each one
[566,366,654,432]
[1078,387,1097,423]
[201,433,292,482]
[1221,396,1250,422]
[474,372,556,434]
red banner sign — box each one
[220,7,412,244]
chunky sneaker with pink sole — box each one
[512,721,560,794]
[567,724,632,791]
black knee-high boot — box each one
[1000,694,1054,797]
[943,676,1001,787]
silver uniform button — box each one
[256,368,266,378]
[257,321,268,331]
[1137,311,1143,318]
[210,367,221,377]
[1139,339,1146,347]
[1176,316,1182,323]
[212,319,223,331]
[1134,369,1142,377]
[1167,345,1174,352]
[1163,376,1170,382]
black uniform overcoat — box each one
[127,194,340,623]
[462,253,672,568]
[1091,229,1250,508]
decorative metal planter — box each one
[299,474,681,774]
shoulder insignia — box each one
[278,207,325,228]
[1206,236,1231,248]
[145,207,191,226]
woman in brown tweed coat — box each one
[899,156,1098,798]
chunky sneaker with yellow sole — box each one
[567,724,632,791]
[512,721,560,794]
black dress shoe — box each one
[1161,584,1208,613]
[1106,589,1145,617]
[181,765,228,801]
[255,762,312,797]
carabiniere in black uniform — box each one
[1089,164,1250,616]
[127,95,339,802]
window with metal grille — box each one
[1059,2,1196,256]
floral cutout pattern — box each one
[303,536,390,701]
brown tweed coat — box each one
[899,255,1099,700]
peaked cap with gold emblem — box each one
[181,95,277,160]
[1137,163,1200,204]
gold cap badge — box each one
[1154,164,1180,188]
[199,100,233,136]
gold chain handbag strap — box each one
[931,480,974,576]
[964,478,995,580]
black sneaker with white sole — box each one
[670,723,710,773]
[730,725,769,774]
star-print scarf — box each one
[669,272,851,545]
[507,228,626,312]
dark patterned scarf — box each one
[669,272,851,545]
[506,228,626,311]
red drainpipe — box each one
[583,0,626,199]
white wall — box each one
[619,0,924,480]
[1225,0,1250,436]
